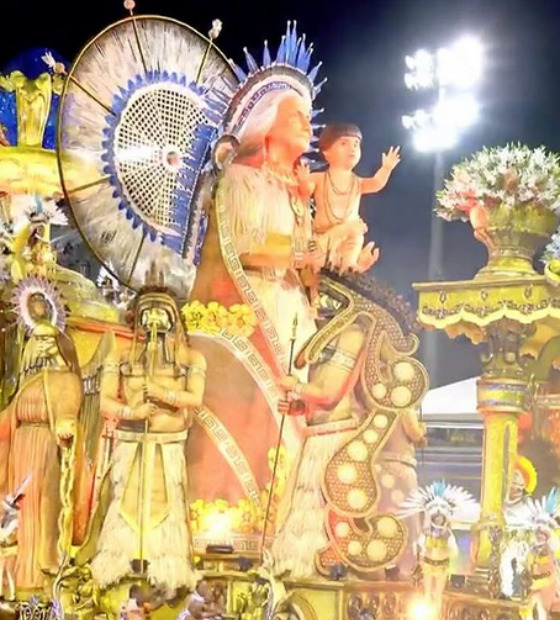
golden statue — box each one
[0,311,82,593]
[271,274,428,579]
[79,271,206,595]
[0,70,62,148]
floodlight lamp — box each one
[404,49,436,90]
[433,93,479,130]
[437,36,483,89]
[412,125,458,153]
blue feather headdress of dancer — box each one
[398,480,478,522]
[514,487,560,533]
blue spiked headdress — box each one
[224,21,326,140]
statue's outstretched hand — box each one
[381,146,401,171]
[294,161,311,182]
[355,242,380,273]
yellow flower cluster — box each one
[181,300,257,338]
[190,498,262,536]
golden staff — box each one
[260,315,298,561]
[136,320,158,573]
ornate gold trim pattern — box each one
[415,276,560,332]
[192,331,303,452]
[195,405,262,506]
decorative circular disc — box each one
[57,16,237,296]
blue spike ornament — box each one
[263,41,272,67]
[224,21,325,150]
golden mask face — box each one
[140,306,173,333]
[30,334,58,358]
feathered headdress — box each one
[225,21,325,142]
[513,488,560,531]
[12,276,66,333]
[399,481,478,519]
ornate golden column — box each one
[473,320,531,568]
[414,279,560,576]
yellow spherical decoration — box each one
[377,516,399,538]
[348,540,363,556]
[381,474,395,489]
[347,489,368,510]
[347,440,368,462]
[372,383,387,400]
[335,522,350,538]
[390,386,412,407]
[338,463,357,485]
[394,361,415,383]
[363,429,379,444]
[366,540,387,562]
[373,414,388,429]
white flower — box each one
[437,143,560,220]
[42,51,56,70]
[209,19,222,40]
[42,199,68,226]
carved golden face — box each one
[28,293,51,323]
[22,322,59,367]
[140,306,173,333]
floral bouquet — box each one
[181,300,257,338]
[436,143,560,221]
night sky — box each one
[3,0,560,387]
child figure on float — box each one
[189,26,324,512]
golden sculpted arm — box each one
[280,324,365,407]
[47,371,83,443]
[400,408,427,447]
[145,348,207,410]
[99,360,154,422]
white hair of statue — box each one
[236,89,312,158]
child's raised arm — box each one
[360,146,401,194]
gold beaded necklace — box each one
[323,169,359,224]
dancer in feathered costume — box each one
[399,481,478,610]
[500,457,537,598]
[514,489,560,620]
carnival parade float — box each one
[4,2,560,620]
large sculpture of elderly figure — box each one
[189,24,324,508]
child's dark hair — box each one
[318,124,362,153]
